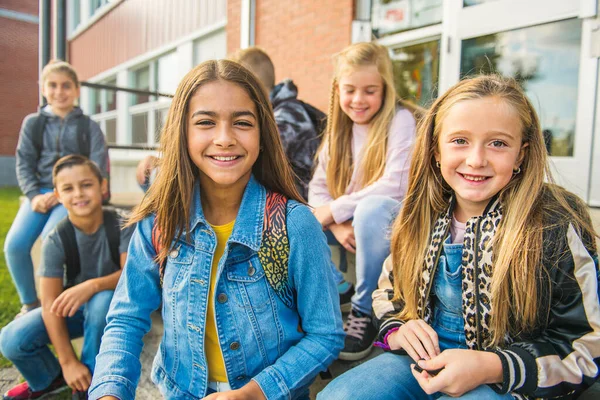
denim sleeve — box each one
[87,118,108,178]
[88,217,161,400]
[16,114,41,200]
[252,203,345,399]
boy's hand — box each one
[61,359,92,392]
[329,221,356,253]
[31,194,49,213]
[388,319,440,361]
[136,155,158,185]
[203,380,266,400]
[411,349,503,397]
[51,281,96,317]
[313,204,334,228]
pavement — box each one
[1,195,598,399]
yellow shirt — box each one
[205,219,235,382]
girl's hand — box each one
[31,194,49,213]
[43,192,59,210]
[313,204,334,228]
[329,221,356,253]
[203,380,266,400]
[411,349,503,397]
[51,281,96,317]
[388,319,440,361]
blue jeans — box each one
[327,195,400,315]
[4,188,67,305]
[318,238,513,400]
[0,290,114,391]
[316,352,514,400]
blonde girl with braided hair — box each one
[309,42,420,361]
[319,74,599,400]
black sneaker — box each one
[338,282,354,313]
[72,390,88,400]
[339,308,377,361]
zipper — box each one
[421,221,451,319]
[474,218,482,350]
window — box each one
[463,0,499,6]
[90,0,110,16]
[193,29,227,65]
[127,52,176,146]
[461,18,582,157]
[89,77,118,145]
[371,0,443,37]
[391,40,440,107]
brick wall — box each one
[0,10,39,157]
[227,0,354,111]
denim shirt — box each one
[89,176,344,400]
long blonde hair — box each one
[320,42,420,198]
[129,60,303,264]
[391,74,598,346]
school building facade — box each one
[1,0,599,205]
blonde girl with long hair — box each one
[309,42,419,361]
[319,74,599,400]
[6,60,108,318]
[89,60,344,400]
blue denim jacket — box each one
[89,176,344,400]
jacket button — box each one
[169,249,179,258]
[229,342,240,350]
[236,375,245,381]
[247,266,255,276]
[217,293,228,303]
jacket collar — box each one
[189,175,265,252]
[41,105,84,120]
[444,193,503,222]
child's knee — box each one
[0,322,21,360]
[85,290,114,326]
[354,196,398,229]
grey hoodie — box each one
[16,105,108,200]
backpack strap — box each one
[153,191,293,307]
[31,113,47,162]
[56,217,80,288]
[103,209,121,268]
[77,115,91,158]
[258,191,294,308]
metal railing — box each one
[81,82,174,151]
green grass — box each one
[0,187,23,367]
[0,188,82,400]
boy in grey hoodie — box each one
[5,60,108,318]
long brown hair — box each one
[319,42,421,198]
[390,74,598,346]
[129,59,303,263]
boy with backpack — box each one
[231,47,326,200]
[5,60,110,318]
[0,155,133,400]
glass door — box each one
[445,0,598,201]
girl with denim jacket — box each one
[319,75,599,400]
[89,60,344,400]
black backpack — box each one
[297,99,327,136]
[55,209,121,288]
[31,113,111,203]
